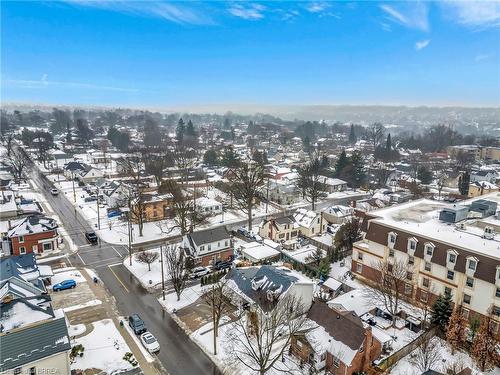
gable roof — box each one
[189,226,230,246]
[0,254,47,290]
[0,317,70,371]
[7,215,57,237]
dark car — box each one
[129,314,147,335]
[85,231,98,245]
[53,279,76,292]
[214,260,231,271]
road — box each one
[25,158,220,375]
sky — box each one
[1,1,500,109]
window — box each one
[14,368,21,375]
[468,259,477,271]
[422,278,430,288]
[296,340,303,349]
[332,356,340,368]
[408,239,417,251]
[218,242,220,247]
[424,262,431,272]
[357,252,363,261]
[448,253,457,264]
[447,270,455,281]
[29,367,36,375]
[43,243,52,251]
[496,288,500,298]
[462,308,470,319]
[18,236,24,243]
[406,272,413,281]
[463,294,471,305]
[444,287,452,297]
[405,284,412,295]
[389,248,395,257]
[19,247,26,254]
[225,240,228,247]
[200,246,205,251]
[466,277,474,288]
[408,256,414,265]
[279,233,285,239]
[208,244,211,251]
[425,245,434,256]
[389,234,396,243]
[494,306,500,317]
[356,263,363,273]
[420,291,428,302]
[311,227,315,234]
[317,217,320,223]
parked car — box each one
[128,314,147,335]
[53,279,76,292]
[85,231,98,245]
[214,261,231,271]
[140,332,160,353]
[50,188,59,196]
[237,227,249,237]
[84,196,97,202]
[190,266,210,279]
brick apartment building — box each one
[352,195,500,329]
[6,215,59,256]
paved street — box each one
[25,157,220,375]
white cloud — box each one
[228,3,265,20]
[62,0,213,25]
[475,53,491,62]
[441,1,500,29]
[5,77,139,92]
[415,40,430,50]
[380,2,429,32]
[306,2,330,13]
[380,22,392,32]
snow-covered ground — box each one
[390,337,500,375]
[63,299,102,313]
[124,250,169,289]
[158,284,204,313]
[71,319,136,374]
[120,316,156,363]
[68,324,87,337]
[51,268,87,285]
[328,256,364,289]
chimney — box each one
[351,200,356,208]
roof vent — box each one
[484,226,495,240]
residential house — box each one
[267,180,300,205]
[293,208,325,237]
[103,181,129,208]
[48,149,72,169]
[181,226,233,266]
[196,197,223,216]
[291,302,381,375]
[322,205,354,224]
[225,265,314,312]
[470,170,497,184]
[318,176,348,193]
[131,192,175,222]
[259,216,298,246]
[7,215,59,256]
[468,181,499,198]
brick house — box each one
[7,215,59,256]
[291,302,381,375]
[180,226,233,266]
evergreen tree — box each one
[185,120,197,137]
[471,315,497,372]
[203,149,218,166]
[417,166,433,185]
[176,118,185,143]
[247,120,256,135]
[458,171,470,196]
[385,133,392,153]
[220,146,240,168]
[431,294,453,331]
[66,122,72,144]
[143,117,161,147]
[302,136,311,152]
[334,150,349,178]
[446,306,468,354]
[348,124,357,145]
[349,150,366,189]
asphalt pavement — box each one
[25,157,220,375]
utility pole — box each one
[71,171,76,203]
[96,186,101,230]
[160,245,165,301]
[265,174,270,214]
[128,189,133,266]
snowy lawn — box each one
[390,337,500,375]
[68,324,87,337]
[63,299,102,313]
[71,319,137,374]
[124,249,170,289]
[51,268,87,285]
[158,283,204,313]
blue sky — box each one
[2,1,499,108]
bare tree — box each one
[365,258,410,327]
[367,122,385,150]
[225,295,310,375]
[135,250,159,271]
[163,245,189,301]
[173,144,198,185]
[227,162,265,231]
[296,156,327,211]
[2,134,15,157]
[410,336,442,373]
[5,147,28,181]
[202,279,231,355]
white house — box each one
[196,197,223,216]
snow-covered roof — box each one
[240,242,280,261]
[293,208,319,228]
[7,215,57,237]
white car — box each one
[189,266,210,279]
[140,332,160,353]
[50,188,59,196]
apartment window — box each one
[19,247,26,254]
[424,262,432,272]
[332,356,340,368]
[356,263,363,274]
[447,270,455,281]
[425,245,434,256]
[406,272,413,281]
[405,284,412,295]
[468,259,477,271]
[18,236,24,243]
[420,291,428,303]
[208,244,211,251]
[422,278,430,288]
[491,321,499,334]
[29,368,36,375]
[43,243,52,251]
[357,252,363,261]
[225,240,228,247]
[463,294,471,305]
[408,256,414,265]
[444,287,452,297]
[462,308,470,319]
[14,368,21,375]
[448,253,457,264]
[494,306,500,317]
[389,248,395,257]
[466,277,474,288]
[408,239,417,251]
[389,234,396,243]
[496,288,500,298]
